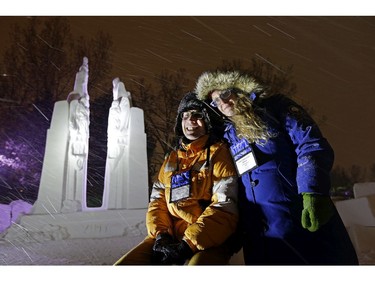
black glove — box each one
[152,233,174,265]
[162,240,194,265]
[153,233,174,252]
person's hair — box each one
[229,92,274,144]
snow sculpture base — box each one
[0,208,147,265]
[4,208,147,241]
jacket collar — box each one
[180,134,209,156]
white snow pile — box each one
[0,200,32,232]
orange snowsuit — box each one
[147,134,238,252]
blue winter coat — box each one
[224,93,358,265]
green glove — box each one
[301,193,335,232]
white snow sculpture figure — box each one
[107,77,132,159]
[64,57,90,212]
[103,77,148,210]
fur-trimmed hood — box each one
[195,70,262,101]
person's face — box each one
[181,110,207,140]
[210,90,237,117]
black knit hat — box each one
[174,92,211,137]
[177,92,204,115]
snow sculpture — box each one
[3,58,149,241]
[31,57,148,219]
[102,78,148,209]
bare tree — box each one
[0,17,113,204]
[130,77,160,186]
[1,17,113,105]
[133,69,190,182]
[369,163,375,181]
[349,164,364,184]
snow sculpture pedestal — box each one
[1,208,147,265]
[6,209,147,241]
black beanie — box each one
[177,92,204,115]
[174,92,210,137]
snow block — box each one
[353,182,375,199]
[229,248,245,265]
[10,200,33,222]
[32,100,69,214]
[0,203,11,233]
[0,200,33,233]
[335,195,375,227]
[347,225,375,259]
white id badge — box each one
[235,151,258,176]
[170,184,190,202]
[170,170,191,203]
[230,139,258,176]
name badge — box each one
[170,170,191,203]
[230,139,258,176]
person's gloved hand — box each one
[153,233,174,252]
[152,233,174,265]
[301,193,335,232]
[162,240,194,265]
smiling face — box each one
[211,90,237,117]
[181,110,207,140]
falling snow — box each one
[1,16,375,270]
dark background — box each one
[2,16,374,171]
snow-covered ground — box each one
[0,220,374,266]
[0,202,374,281]
[0,232,373,281]
[0,199,374,266]
[0,234,140,265]
[1,230,374,266]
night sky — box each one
[1,15,375,171]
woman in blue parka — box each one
[195,70,358,265]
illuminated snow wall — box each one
[31,58,148,215]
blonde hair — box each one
[230,92,274,144]
[195,70,275,143]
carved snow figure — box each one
[103,78,133,209]
[64,57,90,212]
[31,57,90,214]
[107,77,132,159]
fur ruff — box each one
[195,71,262,100]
